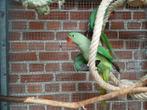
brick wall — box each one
[8,1,147,110]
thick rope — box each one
[103,0,126,85]
[89,0,147,99]
[105,0,147,100]
[103,0,126,30]
[89,0,120,91]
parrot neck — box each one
[78,39,91,60]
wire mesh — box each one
[7,0,147,110]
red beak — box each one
[66,37,73,43]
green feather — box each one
[74,53,88,71]
[89,7,115,58]
[97,45,113,62]
[101,32,113,55]
[68,32,116,82]
[89,7,109,31]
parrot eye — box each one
[72,35,75,37]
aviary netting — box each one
[0,0,147,109]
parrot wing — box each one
[74,53,89,71]
[97,45,113,62]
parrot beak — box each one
[66,37,74,48]
[66,37,73,43]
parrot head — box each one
[67,32,90,46]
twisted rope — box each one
[89,0,147,99]
[89,0,120,91]
[103,0,126,85]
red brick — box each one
[29,105,45,110]
[134,50,147,60]
[50,3,58,9]
[61,42,78,51]
[126,41,140,49]
[29,22,44,30]
[115,51,132,59]
[141,61,147,70]
[21,74,53,83]
[38,11,68,20]
[133,12,145,19]
[45,83,59,92]
[63,22,78,30]
[70,11,90,20]
[9,10,36,20]
[10,2,25,9]
[47,106,61,110]
[104,31,118,39]
[62,63,74,71]
[9,75,19,83]
[56,73,86,81]
[144,102,147,110]
[10,42,28,52]
[10,106,27,110]
[39,52,69,61]
[61,83,76,92]
[45,42,60,51]
[110,12,131,20]
[112,102,126,110]
[128,102,141,110]
[72,93,98,101]
[23,32,54,40]
[56,32,68,40]
[28,42,44,50]
[77,1,99,9]
[71,52,79,60]
[97,102,110,110]
[84,104,95,110]
[27,84,42,93]
[127,22,141,29]
[45,63,60,72]
[78,83,92,91]
[79,22,88,30]
[9,84,25,94]
[120,72,137,80]
[115,62,125,71]
[142,21,147,29]
[62,2,76,10]
[11,21,27,30]
[9,52,37,61]
[126,61,140,71]
[111,21,124,29]
[119,31,146,39]
[29,64,44,72]
[9,32,21,41]
[11,63,27,73]
[110,40,124,49]
[47,21,61,30]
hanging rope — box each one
[88,0,121,91]
[89,0,147,99]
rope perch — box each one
[89,0,147,100]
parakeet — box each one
[67,32,120,82]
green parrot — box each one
[67,32,120,82]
